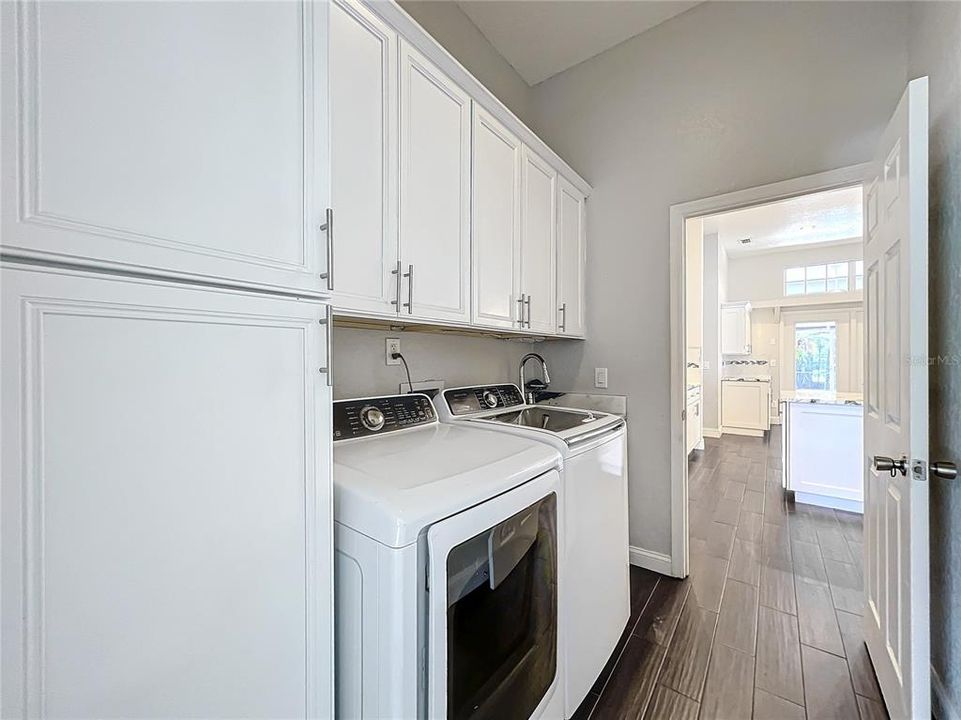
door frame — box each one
[667,162,871,578]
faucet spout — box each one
[519,353,551,405]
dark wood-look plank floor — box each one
[574,429,891,720]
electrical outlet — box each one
[594,367,608,389]
[703,361,711,370]
[385,338,401,366]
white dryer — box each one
[333,393,565,720]
[434,385,629,718]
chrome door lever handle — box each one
[873,455,908,477]
[931,461,958,480]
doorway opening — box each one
[668,164,870,581]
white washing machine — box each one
[434,385,629,718]
[333,392,566,720]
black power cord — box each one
[392,352,414,393]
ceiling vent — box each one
[737,238,752,245]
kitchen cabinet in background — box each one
[721,379,770,436]
[721,302,753,355]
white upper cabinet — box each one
[556,176,587,337]
[328,0,398,315]
[471,107,521,330]
[520,147,557,334]
[0,1,329,295]
[721,302,753,355]
[398,41,471,324]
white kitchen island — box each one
[781,391,864,513]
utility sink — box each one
[481,406,596,432]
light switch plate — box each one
[594,367,608,389]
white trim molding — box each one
[933,666,960,720]
[629,546,673,576]
[702,427,722,439]
[668,162,872,580]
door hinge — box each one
[681,408,687,421]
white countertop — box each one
[781,390,863,406]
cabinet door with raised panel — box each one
[520,147,557,334]
[556,176,586,337]
[472,107,521,330]
[0,1,327,295]
[0,264,333,718]
[329,0,398,316]
[398,41,471,324]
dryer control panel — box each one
[333,394,436,440]
[444,385,525,416]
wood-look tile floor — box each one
[573,429,888,720]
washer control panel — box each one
[333,394,436,440]
[444,385,525,416]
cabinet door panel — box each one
[520,147,556,334]
[0,265,333,718]
[556,176,586,337]
[0,1,326,294]
[472,108,520,329]
[329,0,398,315]
[399,42,471,324]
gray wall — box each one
[908,2,961,716]
[528,1,910,556]
[332,326,536,400]
[397,1,534,126]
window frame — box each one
[783,260,861,297]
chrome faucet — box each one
[519,353,551,405]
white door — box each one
[556,177,587,337]
[0,1,329,296]
[0,264,333,718]
[398,41,471,324]
[329,0,398,316]
[862,77,929,720]
[520,147,557,334]
[471,106,521,330]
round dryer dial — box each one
[482,390,499,408]
[360,406,386,432]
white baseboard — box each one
[933,666,960,720]
[722,426,764,437]
[703,427,722,439]
[629,546,673,575]
[794,492,863,514]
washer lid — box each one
[334,423,561,548]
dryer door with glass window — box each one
[426,470,560,720]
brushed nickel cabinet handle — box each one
[559,302,567,332]
[525,295,532,328]
[319,208,333,290]
[391,261,402,311]
[319,305,333,387]
[403,264,413,314]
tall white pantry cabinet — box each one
[1,1,334,717]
